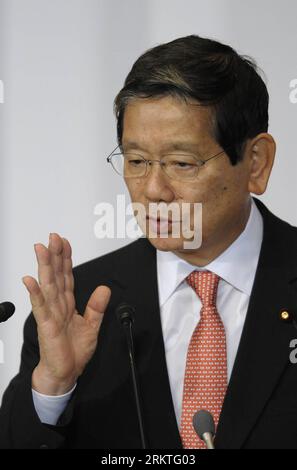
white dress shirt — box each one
[33,198,263,427]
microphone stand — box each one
[119,306,147,449]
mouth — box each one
[145,215,180,235]
[145,216,180,223]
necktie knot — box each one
[186,270,220,308]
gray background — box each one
[0,0,297,401]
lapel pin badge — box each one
[279,309,297,331]
[279,310,291,322]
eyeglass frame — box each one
[106,144,227,181]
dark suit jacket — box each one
[1,198,297,449]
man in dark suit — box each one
[1,35,297,449]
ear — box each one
[246,133,276,195]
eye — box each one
[125,154,146,166]
[174,161,195,169]
[166,159,197,171]
[128,159,145,167]
[164,154,198,169]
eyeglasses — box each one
[106,145,226,182]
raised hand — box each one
[22,233,111,395]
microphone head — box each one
[193,409,215,440]
[115,303,135,326]
[0,302,16,323]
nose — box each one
[143,161,175,202]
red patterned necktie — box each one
[180,270,227,449]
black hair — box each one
[114,35,269,165]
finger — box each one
[84,285,111,331]
[35,244,59,306]
[48,233,65,294]
[22,276,50,323]
[35,243,55,286]
[64,290,76,317]
[62,238,75,293]
[61,237,76,319]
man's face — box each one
[122,95,252,261]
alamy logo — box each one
[289,78,297,104]
[289,338,297,364]
[94,195,203,249]
[0,340,4,364]
[0,80,4,104]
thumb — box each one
[84,285,111,330]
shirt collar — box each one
[157,198,263,307]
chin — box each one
[145,236,186,252]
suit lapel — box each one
[215,200,297,448]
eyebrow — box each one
[121,140,201,153]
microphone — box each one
[193,410,216,449]
[0,302,15,323]
[116,303,147,449]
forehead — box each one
[122,96,214,150]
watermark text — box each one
[0,80,4,104]
[289,338,297,363]
[94,195,203,249]
[0,340,4,364]
[289,78,297,103]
